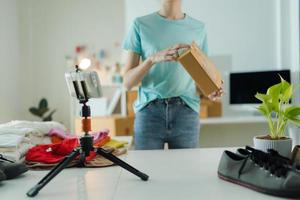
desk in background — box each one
[75,115,269,148]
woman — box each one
[123,0,222,150]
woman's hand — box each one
[149,44,190,64]
[208,82,224,101]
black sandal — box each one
[0,154,14,163]
[0,154,28,179]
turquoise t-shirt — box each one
[123,12,208,113]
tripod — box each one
[26,69,149,197]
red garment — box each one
[26,138,97,164]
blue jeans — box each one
[134,97,200,150]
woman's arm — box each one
[123,44,190,90]
[123,51,152,90]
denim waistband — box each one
[151,97,186,105]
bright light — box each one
[79,58,91,70]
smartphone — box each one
[65,71,102,101]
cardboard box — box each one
[75,115,134,136]
[200,98,222,117]
[178,42,222,97]
[126,90,137,117]
[207,101,222,117]
[199,104,208,118]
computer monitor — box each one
[229,69,291,104]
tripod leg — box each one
[26,149,80,197]
[96,148,149,181]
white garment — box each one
[0,142,31,162]
[0,137,51,162]
[0,120,66,136]
[0,120,66,162]
[0,133,24,148]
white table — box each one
[1,148,289,200]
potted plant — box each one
[254,76,300,157]
[29,98,56,121]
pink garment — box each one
[91,129,109,143]
[48,128,76,140]
[48,128,109,143]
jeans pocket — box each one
[138,101,155,113]
[182,102,198,115]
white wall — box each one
[276,0,300,106]
[286,0,300,106]
[0,0,21,123]
[125,0,279,71]
[18,0,125,128]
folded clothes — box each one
[0,120,66,136]
[0,121,65,147]
[0,120,64,162]
[92,129,109,143]
[0,133,24,148]
[25,138,96,164]
[26,160,78,170]
[0,127,35,150]
[48,128,110,147]
[103,139,128,149]
[93,135,110,147]
[0,142,32,162]
[0,127,37,137]
[22,124,128,168]
[48,128,76,144]
[26,147,127,170]
[25,138,79,164]
[1,151,26,163]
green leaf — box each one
[279,75,290,92]
[289,118,300,126]
[43,110,56,121]
[39,107,49,116]
[285,107,300,126]
[266,83,280,111]
[285,106,300,118]
[280,75,290,86]
[267,102,277,113]
[255,93,271,102]
[281,85,293,103]
[256,105,270,117]
[29,107,43,117]
[39,98,48,109]
[255,93,277,113]
[266,83,281,99]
